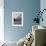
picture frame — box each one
[12,12,23,26]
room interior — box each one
[0,0,46,46]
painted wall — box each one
[4,0,40,42]
[40,0,46,27]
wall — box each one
[40,0,46,27]
[4,0,40,42]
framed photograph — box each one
[12,12,23,26]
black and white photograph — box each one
[12,12,23,26]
